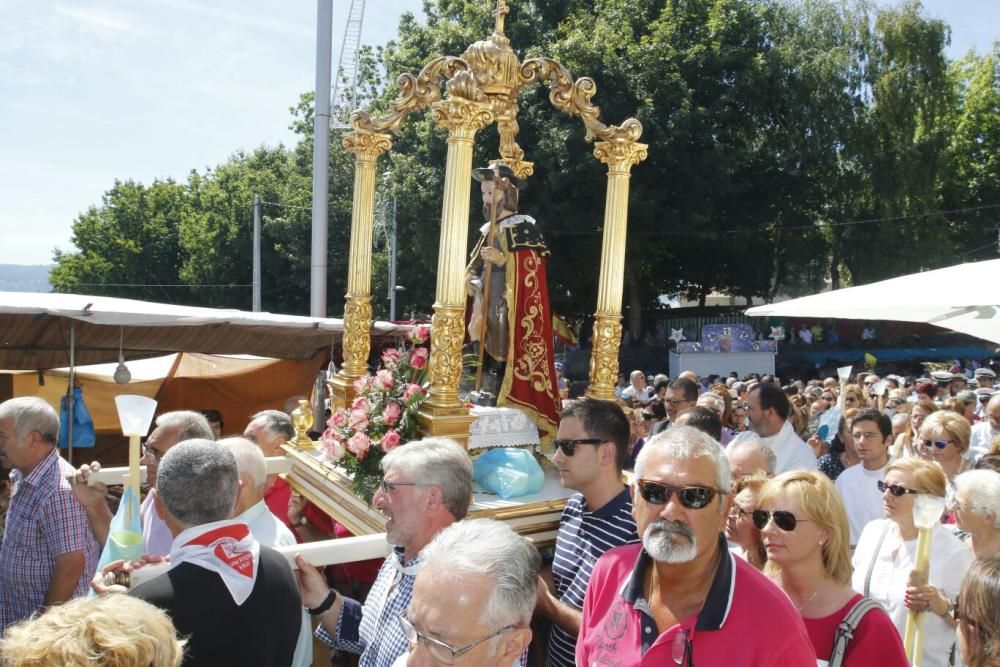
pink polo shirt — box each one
[576,538,815,667]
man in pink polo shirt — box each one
[576,426,814,666]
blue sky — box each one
[1,0,997,266]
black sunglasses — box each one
[752,509,811,531]
[636,479,720,509]
[552,438,603,456]
[877,480,922,497]
[920,439,953,450]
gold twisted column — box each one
[587,139,648,400]
[329,130,393,410]
[417,81,493,445]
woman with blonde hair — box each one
[918,410,973,485]
[756,470,906,665]
[726,473,768,570]
[893,400,939,459]
[851,458,973,667]
[841,384,864,411]
[0,594,185,666]
[955,556,1000,667]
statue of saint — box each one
[465,164,561,444]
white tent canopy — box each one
[0,291,411,370]
[745,259,1000,345]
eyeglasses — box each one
[552,438,603,456]
[671,628,693,665]
[397,613,514,664]
[379,479,423,494]
[641,413,657,421]
[877,480,921,497]
[729,504,751,519]
[920,439,955,450]
[752,509,812,531]
[636,479,721,509]
[141,444,164,462]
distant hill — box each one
[0,264,52,293]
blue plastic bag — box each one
[58,386,96,449]
[96,486,144,572]
[473,448,544,499]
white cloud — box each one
[54,5,134,35]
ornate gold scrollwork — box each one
[341,295,373,377]
[593,140,649,173]
[352,56,471,136]
[588,313,623,401]
[519,58,644,144]
[426,305,468,407]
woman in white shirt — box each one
[851,458,973,667]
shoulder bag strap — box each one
[828,598,885,667]
[864,522,891,597]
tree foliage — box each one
[52,0,1000,334]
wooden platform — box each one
[282,444,572,547]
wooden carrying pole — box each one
[474,169,502,391]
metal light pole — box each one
[310,0,333,317]
[252,195,261,312]
[388,196,398,321]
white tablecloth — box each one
[468,405,540,450]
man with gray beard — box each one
[575,426,814,666]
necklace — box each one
[796,590,819,612]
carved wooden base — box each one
[327,374,357,412]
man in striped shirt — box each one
[536,399,639,666]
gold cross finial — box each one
[492,0,509,36]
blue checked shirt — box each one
[317,546,419,667]
[0,448,100,631]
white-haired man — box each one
[391,518,538,666]
[726,435,777,479]
[576,427,814,665]
[969,393,1000,461]
[296,438,472,667]
[0,397,99,632]
[69,410,214,556]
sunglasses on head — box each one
[877,480,922,497]
[752,509,811,531]
[920,439,954,450]
[552,438,603,456]
[636,479,720,509]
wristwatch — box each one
[308,588,338,616]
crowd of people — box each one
[0,358,999,666]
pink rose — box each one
[410,324,430,344]
[351,396,368,411]
[381,348,401,365]
[329,410,347,428]
[409,347,429,370]
[380,429,400,452]
[382,401,402,426]
[322,433,346,461]
[352,375,370,393]
[374,369,394,391]
[402,383,425,401]
[349,408,368,431]
[346,432,371,461]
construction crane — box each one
[330,0,367,130]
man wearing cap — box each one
[975,367,995,390]
[465,164,561,444]
[930,370,953,401]
[969,393,1000,462]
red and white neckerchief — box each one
[169,520,260,605]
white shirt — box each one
[851,519,972,667]
[238,499,296,548]
[621,385,653,404]
[968,421,996,461]
[835,461,889,546]
[729,421,817,474]
[238,499,309,667]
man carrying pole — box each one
[465,163,561,446]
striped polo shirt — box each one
[547,487,639,667]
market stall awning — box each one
[745,259,1000,346]
[0,291,410,370]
